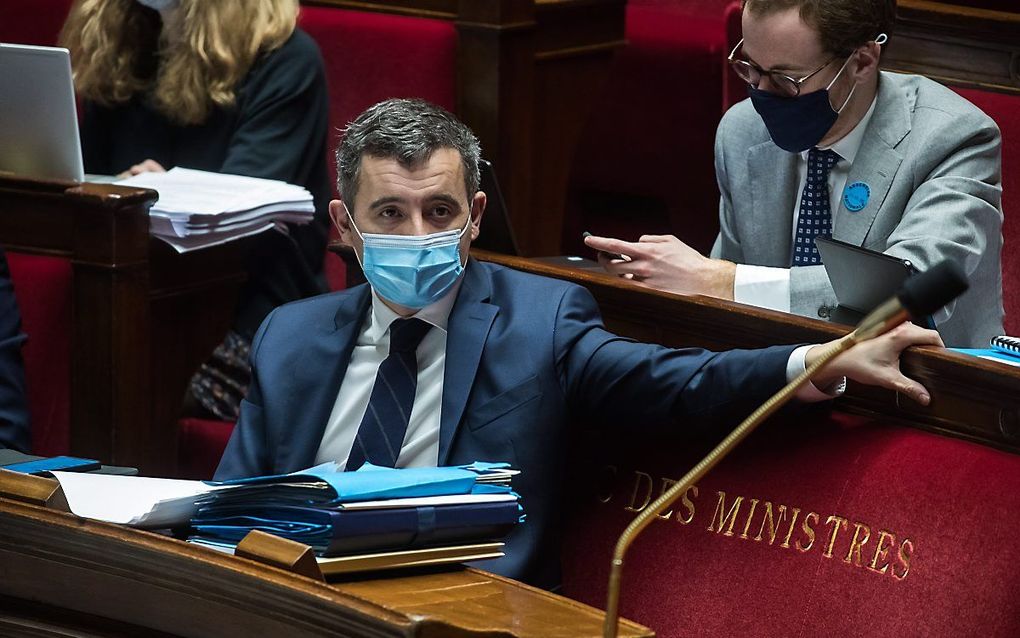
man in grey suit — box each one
[585,0,1003,348]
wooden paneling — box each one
[474,250,1020,454]
[0,175,245,475]
[886,0,1020,93]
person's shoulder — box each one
[249,28,325,81]
[273,28,323,64]
[717,98,770,148]
[885,72,998,133]
[476,261,595,312]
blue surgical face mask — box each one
[749,54,858,153]
[136,0,178,11]
[345,204,472,309]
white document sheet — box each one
[51,472,223,528]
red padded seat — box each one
[298,6,456,292]
[563,1,734,257]
[177,7,458,478]
[953,88,1019,334]
[177,418,235,480]
[561,410,1020,637]
[0,0,74,47]
[6,253,72,456]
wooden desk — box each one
[472,251,1020,637]
[473,250,1020,454]
[0,175,246,475]
[0,496,651,637]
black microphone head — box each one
[897,259,969,318]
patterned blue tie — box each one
[346,317,432,470]
[792,148,841,266]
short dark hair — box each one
[743,0,896,56]
[336,98,482,209]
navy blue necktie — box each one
[346,318,432,470]
[792,148,841,266]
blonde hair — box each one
[60,0,298,125]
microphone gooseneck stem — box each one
[603,331,860,638]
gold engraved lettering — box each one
[781,507,801,549]
[657,478,678,520]
[795,512,819,552]
[596,465,618,504]
[867,529,896,575]
[677,485,698,525]
[739,499,760,539]
[624,471,654,513]
[754,502,788,545]
[822,515,849,559]
[892,538,914,581]
[843,522,872,567]
[707,491,744,536]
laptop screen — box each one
[0,43,84,182]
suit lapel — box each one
[834,73,912,246]
[289,286,372,470]
[748,142,801,265]
[438,260,497,465]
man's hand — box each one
[584,233,737,300]
[808,323,944,406]
[117,159,166,179]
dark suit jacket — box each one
[216,259,796,588]
[0,248,30,452]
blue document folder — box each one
[191,500,522,556]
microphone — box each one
[602,259,968,638]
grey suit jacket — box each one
[710,71,1004,347]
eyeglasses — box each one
[727,39,840,98]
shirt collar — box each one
[802,94,878,164]
[366,274,464,341]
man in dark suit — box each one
[0,247,30,452]
[216,99,941,589]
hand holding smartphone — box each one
[582,231,628,261]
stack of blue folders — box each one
[188,462,523,556]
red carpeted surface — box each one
[561,409,1020,636]
[7,254,72,456]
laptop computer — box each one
[0,43,85,182]
[815,236,933,328]
[474,159,600,269]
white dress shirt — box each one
[733,97,879,312]
[314,279,463,469]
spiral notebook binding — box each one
[990,335,1020,357]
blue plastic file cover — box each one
[190,500,523,555]
[208,464,486,504]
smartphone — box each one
[582,231,627,261]
[3,455,102,475]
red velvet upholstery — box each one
[951,88,1019,334]
[177,7,458,478]
[562,410,1020,636]
[6,253,72,456]
[177,418,235,480]
[0,0,74,46]
[297,6,456,292]
[563,1,733,256]
[722,0,747,112]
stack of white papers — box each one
[116,167,315,253]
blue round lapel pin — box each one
[843,182,871,212]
